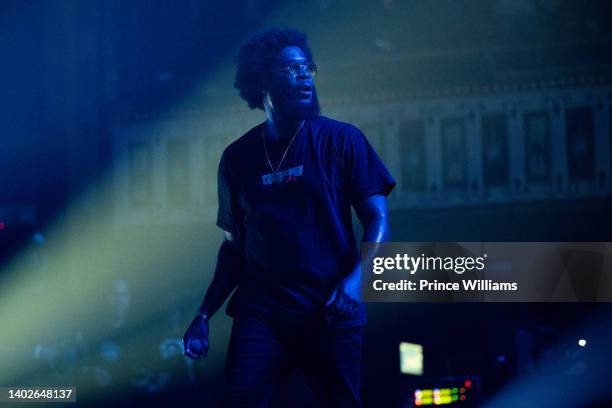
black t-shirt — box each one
[217,115,395,327]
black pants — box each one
[222,315,363,407]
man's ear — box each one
[262,91,273,110]
[261,77,275,109]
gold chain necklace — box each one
[261,120,305,173]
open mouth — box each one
[296,84,313,98]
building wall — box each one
[111,85,612,234]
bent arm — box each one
[326,194,390,318]
[346,194,390,285]
[197,230,243,319]
[355,194,390,244]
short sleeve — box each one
[341,127,396,205]
[216,150,242,235]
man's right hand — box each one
[182,314,210,359]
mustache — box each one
[272,86,319,107]
[280,85,315,98]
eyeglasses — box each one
[269,62,317,77]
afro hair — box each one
[234,28,314,110]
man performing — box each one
[183,28,395,407]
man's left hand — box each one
[325,274,361,320]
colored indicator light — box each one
[460,395,466,401]
[415,391,423,398]
[452,388,458,394]
[415,401,422,406]
[433,395,453,405]
[460,388,466,393]
[453,395,459,401]
[578,339,587,347]
[464,380,472,388]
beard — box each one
[272,86,321,121]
